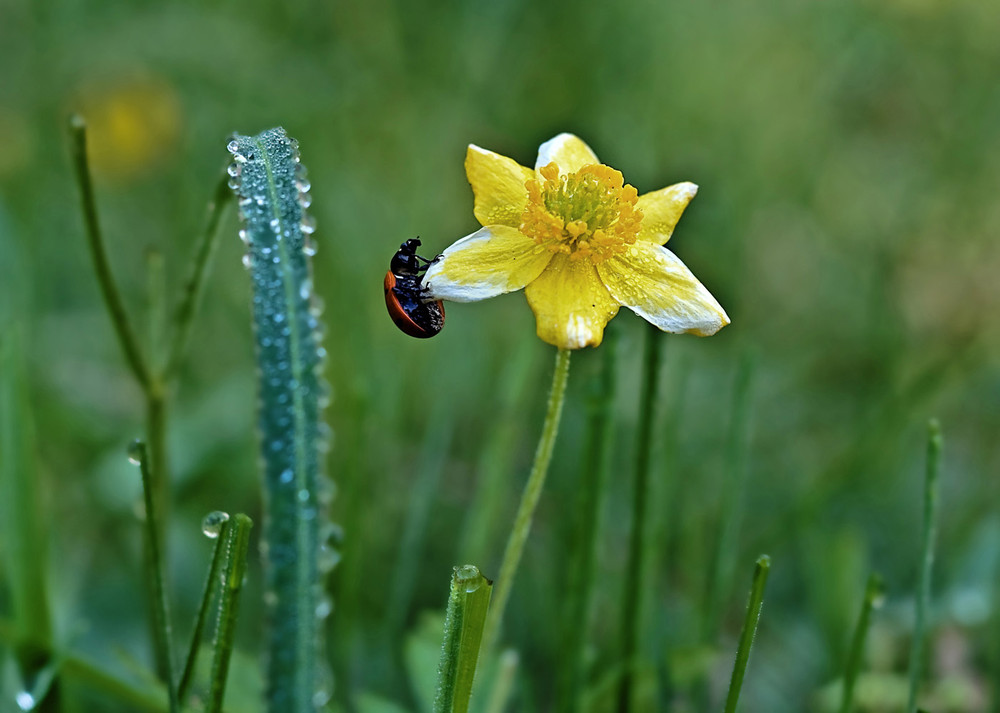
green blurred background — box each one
[2,0,999,710]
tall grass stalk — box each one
[68,114,231,681]
[558,328,618,713]
[617,326,663,713]
[227,128,332,712]
[132,440,180,713]
[723,555,771,713]
[705,354,755,638]
[906,420,942,713]
[0,329,55,708]
[839,573,885,713]
[481,348,572,657]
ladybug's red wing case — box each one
[383,240,446,339]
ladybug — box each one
[384,238,445,338]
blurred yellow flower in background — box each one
[424,134,729,349]
[74,76,181,179]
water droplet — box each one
[227,162,240,177]
[303,239,317,256]
[299,279,312,300]
[126,439,143,466]
[301,214,317,234]
[242,254,253,270]
[279,468,294,484]
[263,590,278,607]
[455,564,483,592]
[270,218,281,233]
[297,489,310,503]
[226,139,239,153]
[227,176,240,190]
[15,691,36,711]
[299,192,313,208]
[289,138,300,151]
[201,511,230,538]
[296,177,312,193]
[238,229,249,245]
[315,596,333,619]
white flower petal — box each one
[597,242,730,336]
[535,133,600,174]
[422,226,553,302]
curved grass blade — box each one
[723,555,771,713]
[839,573,885,713]
[434,565,494,713]
[227,128,334,712]
[207,514,253,713]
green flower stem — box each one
[164,171,232,380]
[147,249,166,372]
[839,573,885,713]
[177,519,231,702]
[907,420,942,713]
[68,116,151,392]
[559,328,618,713]
[723,555,771,713]
[481,347,572,657]
[207,514,254,713]
[434,565,494,713]
[134,440,179,713]
[616,327,662,713]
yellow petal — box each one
[597,243,729,336]
[466,145,535,228]
[535,133,600,175]
[637,182,698,245]
[423,226,553,302]
[524,254,620,349]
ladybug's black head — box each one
[390,238,424,276]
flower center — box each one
[520,162,643,263]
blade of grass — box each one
[704,353,756,639]
[0,329,55,706]
[163,170,232,380]
[839,573,885,713]
[433,565,494,713]
[617,326,663,713]
[483,650,519,713]
[206,513,253,713]
[723,555,771,713]
[906,420,942,713]
[146,249,167,374]
[68,115,151,392]
[131,440,179,713]
[177,513,232,702]
[558,326,618,713]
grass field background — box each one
[2,0,999,710]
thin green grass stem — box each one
[906,420,942,713]
[616,326,662,713]
[177,517,231,702]
[481,347,571,658]
[164,171,232,380]
[387,409,454,637]
[705,353,756,639]
[723,555,771,713]
[558,328,618,713]
[133,440,179,713]
[0,330,55,705]
[68,115,151,392]
[484,650,519,713]
[147,250,166,373]
[434,565,494,713]
[207,514,253,713]
[839,573,884,713]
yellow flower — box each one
[423,134,730,349]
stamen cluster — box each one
[520,162,643,263]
